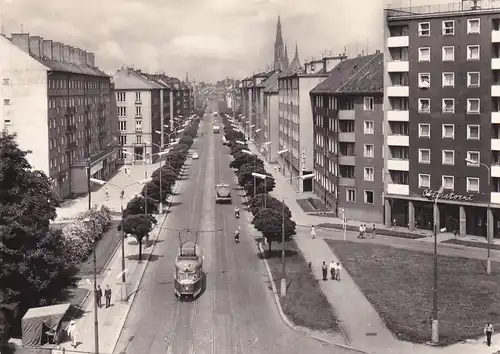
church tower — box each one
[283,44,289,71]
[273,16,285,71]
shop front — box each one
[70,150,119,196]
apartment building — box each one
[0,33,117,198]
[310,53,384,222]
[261,72,279,162]
[384,2,500,239]
[278,71,329,192]
[241,77,252,124]
[253,72,275,142]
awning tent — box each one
[21,303,71,347]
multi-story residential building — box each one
[0,33,117,198]
[384,2,500,239]
[253,72,273,142]
[310,53,384,222]
[278,71,329,192]
[262,72,279,162]
[241,77,253,123]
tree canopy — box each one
[249,194,291,218]
[252,208,296,254]
[123,214,157,260]
[124,195,159,216]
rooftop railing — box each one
[386,0,500,18]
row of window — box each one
[117,106,142,118]
[417,72,480,88]
[418,45,479,62]
[48,95,108,109]
[418,174,480,193]
[417,98,480,114]
[116,92,142,102]
[345,189,375,204]
[118,134,144,145]
[315,118,375,135]
[48,78,109,90]
[417,149,480,166]
[417,19,480,37]
[417,123,480,140]
[118,120,143,132]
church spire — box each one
[185,72,189,83]
[284,44,289,70]
[294,42,299,60]
[275,15,283,45]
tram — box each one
[174,241,204,299]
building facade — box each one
[311,53,384,222]
[278,73,329,192]
[0,33,117,198]
[262,72,279,162]
[384,3,500,238]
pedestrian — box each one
[371,224,376,238]
[104,285,112,308]
[335,261,342,281]
[105,187,109,200]
[311,225,316,239]
[485,322,494,346]
[95,285,102,308]
[66,320,77,348]
[362,224,366,238]
[321,261,328,281]
[392,218,396,228]
[358,224,363,239]
[329,260,336,280]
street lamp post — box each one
[424,184,445,345]
[90,177,151,301]
[465,158,492,274]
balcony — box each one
[493,30,500,43]
[66,141,77,151]
[338,132,355,142]
[387,183,409,196]
[387,135,409,146]
[493,139,500,151]
[492,58,500,70]
[338,155,355,165]
[387,86,409,97]
[387,110,409,121]
[492,112,500,123]
[338,177,356,187]
[492,85,500,97]
[387,36,409,48]
[491,165,500,178]
[491,192,500,205]
[338,110,355,120]
[66,124,76,133]
[387,61,409,72]
[387,159,409,171]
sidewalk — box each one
[55,162,162,222]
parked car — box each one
[192,151,199,159]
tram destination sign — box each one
[422,189,474,202]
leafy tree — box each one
[184,126,198,139]
[229,151,257,170]
[151,164,178,184]
[249,194,291,218]
[124,196,159,216]
[61,220,94,264]
[0,132,76,309]
[230,144,247,156]
[252,208,296,254]
[237,163,266,186]
[76,206,112,237]
[122,214,157,260]
[141,178,173,202]
[254,174,276,194]
[179,135,194,147]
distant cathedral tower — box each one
[273,16,289,72]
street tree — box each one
[179,135,194,147]
[124,196,159,215]
[250,194,291,218]
[141,180,171,202]
[230,144,247,156]
[151,164,178,184]
[237,162,266,185]
[122,214,157,260]
[229,151,258,170]
[252,208,296,255]
[242,175,275,196]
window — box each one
[442,98,455,113]
[418,73,430,88]
[136,135,142,144]
[363,97,374,111]
[135,120,142,132]
[364,121,374,134]
[117,92,125,102]
[467,45,480,60]
[442,150,455,165]
[346,189,356,202]
[442,20,454,35]
[119,135,127,145]
[467,125,480,140]
[364,167,374,181]
[467,19,480,34]
[467,99,480,114]
[364,190,374,204]
[442,176,455,190]
[467,72,480,87]
[419,149,430,164]
[135,92,141,103]
[467,177,479,192]
[117,107,126,117]
[2,78,10,85]
[364,144,374,158]
[442,124,455,139]
[466,151,480,165]
[442,72,454,87]
[442,46,455,61]
[135,106,142,117]
[418,99,430,113]
[3,99,10,105]
[418,22,430,36]
[118,121,127,131]
[418,47,430,62]
[419,123,430,138]
[419,174,431,188]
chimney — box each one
[375,49,381,54]
[52,42,62,61]
[62,44,70,62]
[68,46,76,64]
[86,52,95,67]
[80,50,87,66]
[42,40,53,59]
[28,36,43,57]
[74,48,81,65]
[11,33,30,53]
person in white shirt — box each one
[310,225,316,239]
[329,260,336,280]
[358,225,363,239]
[66,320,77,348]
[485,322,494,346]
[335,262,342,281]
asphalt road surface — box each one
[113,115,354,354]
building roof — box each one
[112,67,162,90]
[262,71,279,93]
[310,52,383,95]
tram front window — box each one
[178,272,196,281]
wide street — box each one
[112,115,352,354]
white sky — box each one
[1,0,456,82]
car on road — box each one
[192,151,199,159]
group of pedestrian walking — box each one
[358,224,376,239]
[321,260,341,281]
[95,284,113,308]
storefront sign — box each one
[422,189,474,202]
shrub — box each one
[61,220,94,264]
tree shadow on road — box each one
[126,254,162,261]
[257,248,298,259]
